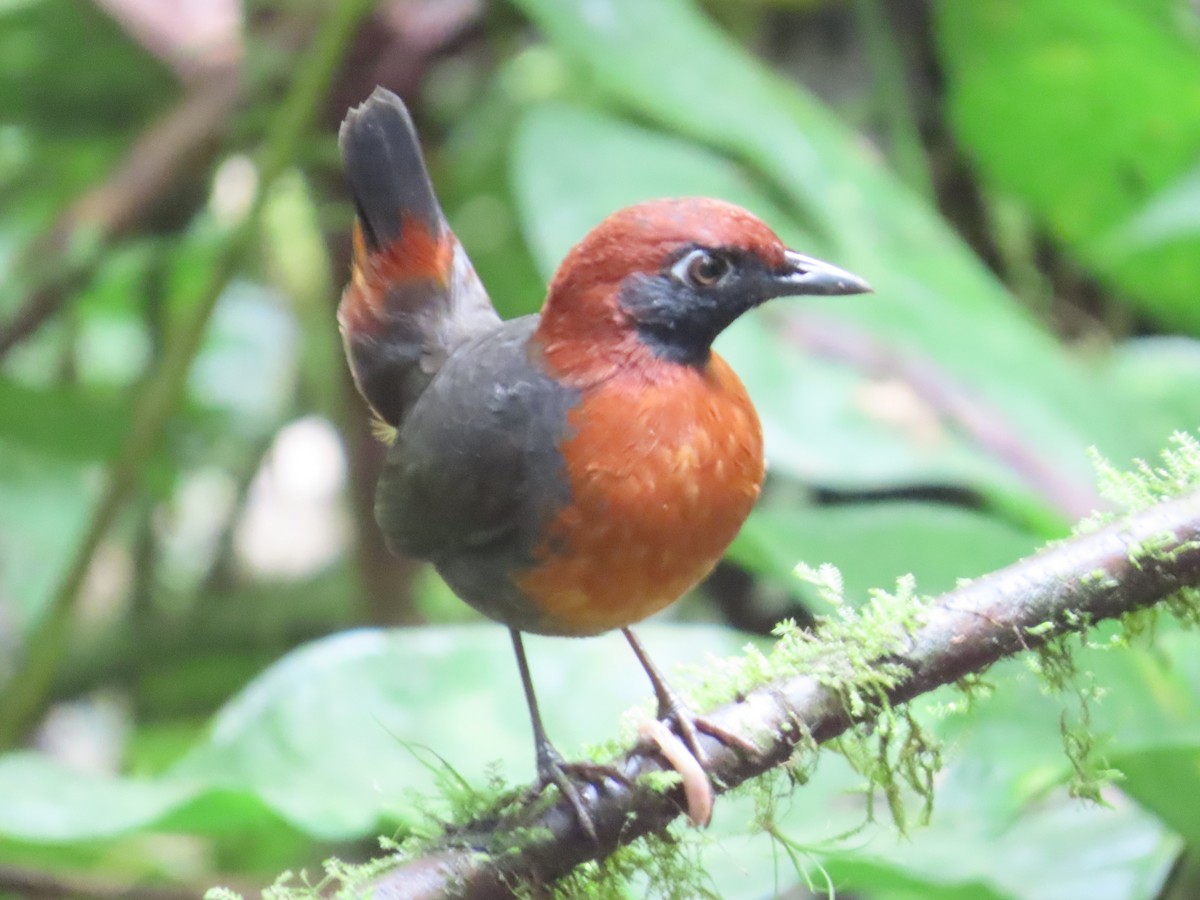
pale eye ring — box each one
[672,249,732,288]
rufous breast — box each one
[517,353,764,635]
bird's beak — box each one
[772,249,872,297]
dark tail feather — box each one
[337,88,500,431]
[338,87,444,250]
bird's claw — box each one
[635,694,760,828]
[655,694,760,768]
[532,744,629,843]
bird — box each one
[337,87,871,836]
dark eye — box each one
[672,249,732,288]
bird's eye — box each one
[672,249,732,288]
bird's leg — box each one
[622,627,758,766]
[510,629,626,842]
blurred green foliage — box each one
[0,0,1199,897]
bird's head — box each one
[536,198,870,374]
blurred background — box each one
[1,0,1200,897]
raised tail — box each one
[338,87,499,428]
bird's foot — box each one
[654,690,760,769]
[532,742,630,843]
[621,627,759,772]
[635,713,714,826]
[636,698,759,828]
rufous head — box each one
[536,198,870,369]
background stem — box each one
[0,0,377,748]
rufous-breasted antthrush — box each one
[337,88,871,836]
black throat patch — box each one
[619,270,754,367]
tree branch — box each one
[365,488,1200,898]
[0,70,241,360]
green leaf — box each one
[935,0,1200,332]
[698,743,1176,900]
[698,627,1191,898]
[175,624,751,837]
[0,442,95,631]
[509,0,1136,512]
[0,625,752,843]
[1106,163,1200,252]
[1101,337,1200,461]
[935,624,1200,826]
[731,501,1040,601]
[511,103,1095,530]
[1119,748,1200,846]
[0,379,129,462]
[0,752,197,842]
[0,621,1187,900]
[822,777,1178,900]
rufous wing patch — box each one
[340,216,455,336]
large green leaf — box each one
[0,753,198,843]
[1119,748,1200,846]
[935,0,1200,332]
[757,633,1194,899]
[509,0,1136,516]
[1101,337,1200,461]
[512,104,1096,532]
[819,773,1177,900]
[731,501,1041,601]
[684,745,1174,899]
[0,625,752,843]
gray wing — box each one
[374,316,579,567]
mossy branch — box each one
[356,486,1200,897]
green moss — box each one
[748,768,849,900]
[1026,629,1118,801]
[638,769,684,794]
[1029,431,1200,805]
[1097,432,1200,631]
[675,561,943,847]
[205,844,407,900]
[392,744,522,837]
[1090,431,1200,514]
[544,825,715,900]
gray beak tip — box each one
[781,250,873,297]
